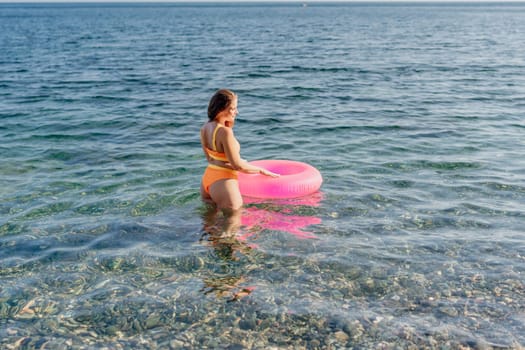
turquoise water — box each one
[1,2,525,348]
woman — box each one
[200,89,278,211]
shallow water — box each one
[1,2,525,349]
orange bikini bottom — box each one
[202,164,238,195]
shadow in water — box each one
[198,192,323,301]
[199,206,255,302]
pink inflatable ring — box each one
[238,160,322,199]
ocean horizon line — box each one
[1,0,525,4]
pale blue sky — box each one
[2,0,524,2]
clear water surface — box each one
[1,2,524,349]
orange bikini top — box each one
[206,124,228,162]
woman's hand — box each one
[259,168,280,178]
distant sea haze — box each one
[1,2,524,349]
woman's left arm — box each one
[200,127,212,162]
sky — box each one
[1,0,524,3]
[1,0,524,2]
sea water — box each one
[1,2,524,348]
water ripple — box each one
[1,2,525,348]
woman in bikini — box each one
[200,89,278,211]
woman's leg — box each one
[209,179,243,211]
[200,182,215,204]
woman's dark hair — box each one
[208,89,236,121]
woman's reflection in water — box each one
[200,205,255,302]
[199,194,322,301]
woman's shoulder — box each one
[217,125,234,138]
[201,122,215,135]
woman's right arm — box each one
[221,128,279,177]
